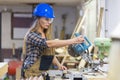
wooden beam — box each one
[71,9,88,38]
[96,7,104,37]
[0,13,2,62]
[0,62,8,78]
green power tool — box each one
[94,38,111,61]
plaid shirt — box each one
[23,31,48,69]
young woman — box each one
[21,3,84,79]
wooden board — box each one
[0,62,8,78]
[16,66,22,80]
[96,7,104,37]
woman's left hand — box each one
[58,65,67,70]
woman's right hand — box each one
[72,35,84,44]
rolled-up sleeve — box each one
[27,32,48,49]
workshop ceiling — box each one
[0,0,89,6]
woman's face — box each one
[38,17,53,29]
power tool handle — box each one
[84,36,92,48]
[74,33,91,49]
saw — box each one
[68,33,92,57]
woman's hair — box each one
[22,17,53,55]
[25,17,52,39]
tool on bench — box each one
[68,33,92,57]
[94,38,111,61]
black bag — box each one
[39,55,54,70]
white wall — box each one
[105,0,120,37]
[84,0,97,42]
[91,0,120,38]
[0,4,78,48]
[89,0,120,38]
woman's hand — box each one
[58,65,67,70]
[72,35,84,44]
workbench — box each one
[83,72,109,80]
[52,75,109,80]
[48,69,109,80]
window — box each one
[11,12,34,39]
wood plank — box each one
[71,9,88,38]
[0,62,8,78]
[96,7,104,37]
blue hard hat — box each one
[33,3,55,18]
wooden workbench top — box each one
[83,72,109,80]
